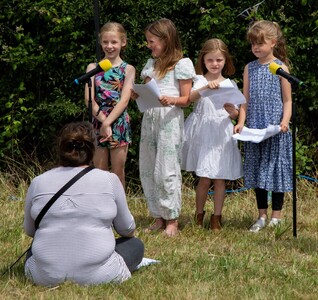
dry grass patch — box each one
[0,167,317,299]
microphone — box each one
[269,62,305,87]
[74,59,112,85]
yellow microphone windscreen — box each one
[99,59,112,72]
[269,62,281,75]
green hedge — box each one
[1,0,317,176]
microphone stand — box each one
[289,78,307,238]
[291,84,298,237]
[87,78,93,123]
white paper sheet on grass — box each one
[133,79,163,112]
[199,79,246,109]
[135,257,160,270]
[232,124,281,143]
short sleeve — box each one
[141,58,155,80]
[230,80,240,109]
[231,80,239,89]
[175,58,195,80]
[192,75,207,91]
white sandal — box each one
[268,218,281,227]
[249,217,266,232]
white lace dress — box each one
[182,75,243,180]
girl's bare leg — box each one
[94,147,110,171]
[195,177,211,213]
[213,179,226,215]
[110,145,128,188]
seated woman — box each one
[23,121,144,286]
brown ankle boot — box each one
[194,211,205,226]
[210,214,222,231]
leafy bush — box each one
[1,0,317,176]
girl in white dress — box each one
[134,19,195,236]
[182,39,243,231]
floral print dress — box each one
[244,59,292,192]
[139,58,195,220]
[94,61,131,148]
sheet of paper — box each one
[133,79,163,112]
[199,79,246,109]
[232,125,281,143]
[135,257,160,270]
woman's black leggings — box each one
[255,188,284,211]
[115,237,144,272]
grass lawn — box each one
[1,169,317,299]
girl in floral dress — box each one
[234,20,293,232]
[85,22,135,188]
[135,19,195,236]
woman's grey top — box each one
[24,166,135,286]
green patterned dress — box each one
[139,58,195,220]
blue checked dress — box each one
[243,59,293,192]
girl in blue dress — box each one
[234,20,293,232]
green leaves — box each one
[0,0,317,174]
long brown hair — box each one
[247,20,289,66]
[195,38,235,76]
[145,18,183,79]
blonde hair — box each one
[99,22,127,51]
[195,38,235,76]
[247,20,289,66]
[145,18,183,79]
